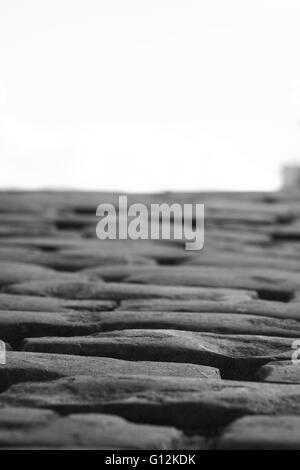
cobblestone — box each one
[0,190,300,448]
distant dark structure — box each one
[283,165,300,189]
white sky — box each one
[1,0,300,191]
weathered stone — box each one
[204,227,271,245]
[206,210,275,225]
[7,306,298,342]
[0,262,73,287]
[118,298,300,320]
[183,249,300,272]
[0,238,186,262]
[0,247,155,271]
[203,198,291,219]
[1,189,300,448]
[216,239,300,262]
[217,415,300,449]
[205,200,292,224]
[0,294,116,313]
[21,330,293,378]
[82,265,156,281]
[121,265,300,294]
[0,310,106,343]
[47,250,156,271]
[0,224,53,237]
[271,223,300,241]
[261,242,300,260]
[254,361,300,384]
[0,407,182,449]
[95,310,300,337]
[0,247,43,264]
[292,291,300,303]
[2,375,300,429]
[0,190,118,213]
[0,237,90,250]
[6,280,257,301]
[84,262,300,287]
[0,351,220,391]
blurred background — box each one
[1,0,300,192]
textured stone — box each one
[1,189,300,449]
[203,227,271,246]
[292,291,300,303]
[118,298,300,320]
[2,375,300,429]
[0,247,155,271]
[121,265,300,294]
[9,304,298,341]
[0,310,106,343]
[205,201,291,224]
[95,310,300,337]
[84,263,300,288]
[183,249,300,272]
[0,406,182,449]
[0,224,53,237]
[22,330,293,378]
[0,294,116,313]
[217,415,300,449]
[6,280,257,301]
[0,351,220,391]
[0,238,186,262]
[271,223,300,241]
[0,262,71,286]
[254,361,300,384]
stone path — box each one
[0,190,300,449]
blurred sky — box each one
[1,0,300,191]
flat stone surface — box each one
[217,415,300,449]
[0,309,107,343]
[254,361,300,384]
[6,280,257,301]
[271,223,300,240]
[2,375,300,429]
[117,265,300,294]
[1,190,300,449]
[183,249,300,272]
[292,291,300,303]
[0,351,220,390]
[0,406,182,449]
[21,329,293,379]
[119,298,300,320]
[97,310,300,337]
[0,262,70,286]
[0,246,156,271]
[0,238,187,262]
[0,294,116,312]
